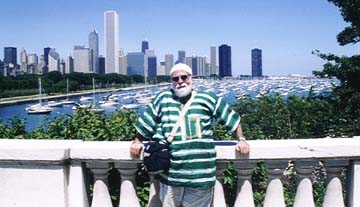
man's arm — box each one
[130,132,145,158]
[234,124,250,154]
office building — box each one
[64,56,74,74]
[20,48,28,73]
[28,54,38,65]
[142,40,149,54]
[43,47,51,73]
[4,47,17,65]
[148,56,157,78]
[89,28,99,73]
[99,56,105,74]
[127,52,144,75]
[219,44,232,77]
[210,46,217,75]
[184,56,206,76]
[157,62,166,76]
[48,49,60,72]
[177,50,185,64]
[104,11,119,73]
[252,48,262,77]
[165,54,174,75]
[73,46,91,73]
[119,49,127,75]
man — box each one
[130,63,250,207]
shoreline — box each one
[0,83,170,107]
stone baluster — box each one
[68,161,89,207]
[87,162,112,207]
[148,172,162,207]
[347,160,360,207]
[233,161,256,207]
[213,161,227,207]
[114,161,141,207]
[293,160,318,207]
[323,160,348,207]
[263,161,288,207]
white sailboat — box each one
[26,78,52,114]
[62,78,75,105]
[72,78,104,113]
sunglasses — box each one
[172,75,190,82]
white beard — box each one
[173,83,192,97]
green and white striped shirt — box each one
[135,89,240,187]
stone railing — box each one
[0,137,359,207]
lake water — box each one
[0,77,339,132]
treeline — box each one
[0,71,171,98]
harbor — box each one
[0,77,339,131]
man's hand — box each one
[235,140,250,154]
[130,140,144,158]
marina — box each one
[0,77,339,131]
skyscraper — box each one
[65,56,74,74]
[4,47,17,65]
[219,44,232,77]
[104,11,119,74]
[210,46,217,76]
[43,47,51,73]
[148,56,157,78]
[142,40,149,54]
[252,48,262,77]
[48,48,60,72]
[20,48,28,73]
[127,52,145,75]
[73,46,91,73]
[177,50,185,64]
[89,28,99,73]
[165,54,174,75]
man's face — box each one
[171,70,192,97]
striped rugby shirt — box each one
[135,89,241,187]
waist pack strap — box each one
[167,91,197,143]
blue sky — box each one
[0,0,357,76]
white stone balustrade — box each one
[0,137,359,207]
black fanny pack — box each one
[143,141,171,173]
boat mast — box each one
[92,77,95,106]
[39,77,42,105]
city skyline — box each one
[0,0,358,76]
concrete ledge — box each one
[0,139,80,161]
[70,141,139,161]
[216,137,360,160]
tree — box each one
[328,0,360,45]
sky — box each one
[0,0,358,76]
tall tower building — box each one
[165,54,174,75]
[20,48,28,73]
[104,11,119,73]
[119,49,127,75]
[65,56,74,74]
[4,47,17,65]
[73,46,91,73]
[210,46,217,76]
[99,56,105,74]
[43,47,51,73]
[177,50,185,64]
[48,48,60,72]
[219,44,232,77]
[89,28,99,73]
[141,40,149,54]
[252,48,262,77]
[127,52,145,75]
